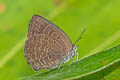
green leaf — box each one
[22,44,120,80]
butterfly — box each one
[24,15,85,71]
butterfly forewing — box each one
[24,15,73,70]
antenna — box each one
[73,28,86,46]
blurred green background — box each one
[0,0,120,80]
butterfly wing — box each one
[24,15,73,70]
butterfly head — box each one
[71,29,86,60]
[73,46,78,52]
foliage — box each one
[0,0,120,80]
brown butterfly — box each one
[24,15,85,71]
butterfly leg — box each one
[57,61,63,70]
[72,58,74,63]
[75,52,79,61]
